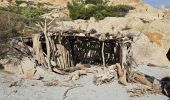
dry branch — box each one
[131,72,153,87]
[69,70,87,81]
[128,87,162,97]
[63,85,83,99]
[33,34,41,64]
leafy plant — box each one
[67,0,134,20]
[85,0,108,5]
[0,4,51,21]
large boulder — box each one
[144,19,170,35]
[146,32,163,46]
[0,57,36,79]
[0,58,20,74]
[132,33,170,67]
[20,57,36,79]
[143,19,170,52]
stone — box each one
[20,57,36,79]
[143,19,170,52]
[19,3,27,7]
[146,32,163,46]
[132,34,170,67]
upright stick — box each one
[102,41,106,71]
[44,18,52,71]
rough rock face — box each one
[36,0,71,6]
[146,32,163,46]
[132,34,170,66]
[0,57,37,79]
[53,17,130,34]
[144,19,170,52]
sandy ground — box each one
[0,65,170,100]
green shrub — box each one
[67,0,134,20]
[0,4,51,21]
[85,0,108,5]
[0,3,51,39]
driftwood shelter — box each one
[30,28,133,75]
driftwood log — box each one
[116,63,127,85]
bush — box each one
[0,4,52,39]
[67,0,134,20]
[85,0,108,5]
[0,10,28,39]
[0,4,51,21]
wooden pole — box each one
[44,18,52,71]
[33,34,41,65]
[121,43,126,69]
[102,41,106,71]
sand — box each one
[0,65,170,100]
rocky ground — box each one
[0,64,170,100]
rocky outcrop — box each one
[146,32,163,46]
[132,33,170,67]
[35,0,71,6]
[143,19,170,52]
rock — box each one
[88,17,96,23]
[132,34,170,66]
[3,63,19,74]
[19,3,27,7]
[2,57,38,80]
[1,58,20,74]
[127,17,144,32]
[146,32,163,46]
[35,0,71,6]
[20,57,36,79]
[144,19,170,34]
[143,19,170,52]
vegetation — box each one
[67,0,134,20]
[0,1,52,58]
[0,2,52,39]
[85,0,108,5]
[0,10,28,39]
[0,4,51,21]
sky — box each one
[144,0,170,8]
